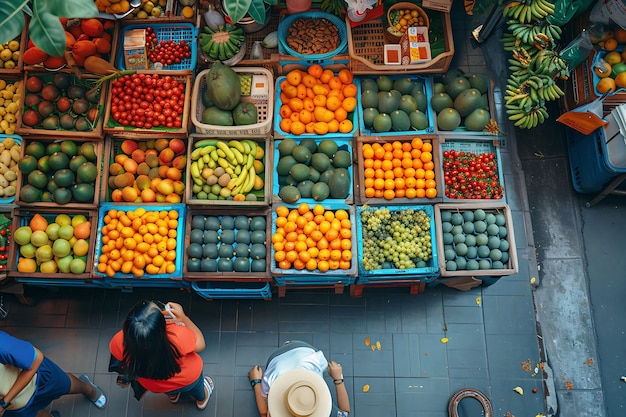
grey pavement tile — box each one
[200,331,220,364]
[392,334,420,378]
[448,378,491,398]
[65,288,105,328]
[220,300,239,331]
[510,209,529,250]
[400,292,442,334]
[214,375,235,417]
[447,349,489,379]
[483,295,536,335]
[353,333,394,377]
[31,328,101,374]
[330,304,367,333]
[482,257,534,296]
[442,286,482,306]
[365,311,388,333]
[95,327,119,373]
[444,323,486,351]
[215,332,236,376]
[186,297,222,333]
[485,334,542,379]
[555,389,606,417]
[503,173,523,211]
[352,377,396,417]
[443,305,484,324]
[278,290,330,305]
[395,377,450,414]
[490,378,546,417]
[419,334,449,378]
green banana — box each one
[194,139,218,149]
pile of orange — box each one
[97,208,179,277]
[278,65,357,135]
[272,203,353,272]
[361,137,437,200]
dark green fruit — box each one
[221,229,235,244]
[59,113,76,130]
[233,257,250,272]
[251,259,266,272]
[67,84,86,99]
[445,77,470,99]
[19,184,42,202]
[218,243,234,259]
[48,152,69,171]
[37,101,55,118]
[297,180,314,198]
[362,107,379,128]
[187,243,203,259]
[392,77,415,95]
[436,108,461,131]
[53,73,70,90]
[411,90,428,113]
[41,115,59,130]
[77,162,98,183]
[190,229,204,244]
[204,216,220,231]
[468,73,489,94]
[361,90,379,109]
[409,110,429,130]
[390,110,410,131]
[430,92,453,113]
[317,140,338,158]
[250,243,266,260]
[279,185,300,204]
[191,215,205,230]
[292,145,312,164]
[217,258,233,272]
[72,183,94,202]
[277,155,297,176]
[250,216,266,231]
[235,244,249,258]
[378,90,401,114]
[376,75,393,91]
[27,170,48,189]
[398,94,417,114]
[278,138,297,156]
[201,258,218,272]
[311,182,330,201]
[360,78,378,93]
[74,117,91,131]
[203,244,218,258]
[311,153,331,172]
[289,163,309,182]
[25,141,46,159]
[53,168,75,188]
[187,258,201,272]
[299,138,317,154]
[72,98,90,115]
[18,155,38,175]
[453,88,483,117]
[331,150,351,169]
[372,113,392,133]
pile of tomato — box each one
[109,73,185,129]
[145,27,191,67]
[442,150,504,199]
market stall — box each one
[0,0,610,300]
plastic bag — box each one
[547,0,596,26]
[590,0,626,30]
[561,30,594,70]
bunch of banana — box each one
[508,47,533,76]
[320,0,347,17]
[507,104,550,129]
[199,24,245,62]
[531,49,569,79]
[537,21,562,42]
[189,139,264,199]
[503,0,555,24]
[507,20,541,45]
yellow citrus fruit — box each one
[604,38,618,51]
[594,62,612,78]
[604,51,622,66]
[615,72,626,89]
[596,77,616,95]
[181,6,193,18]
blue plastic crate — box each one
[356,205,439,282]
[358,75,436,136]
[273,77,360,139]
[116,23,198,71]
[277,12,348,60]
[273,275,356,286]
[591,48,626,96]
[192,281,272,300]
[566,127,620,193]
[270,204,358,279]
[93,203,186,280]
[0,134,21,204]
[272,137,354,205]
[439,138,506,202]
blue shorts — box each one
[7,357,71,417]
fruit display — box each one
[188,138,266,202]
[283,16,341,56]
[129,0,167,18]
[0,38,22,71]
[500,0,567,129]
[106,138,186,204]
[185,213,268,273]
[359,137,437,201]
[275,138,352,204]
[0,78,23,134]
[12,212,92,274]
[20,73,102,134]
[386,6,428,40]
[441,145,504,200]
[23,18,115,69]
[0,213,12,271]
[276,65,357,136]
[358,206,435,273]
[95,206,183,277]
[436,206,516,275]
[0,136,21,201]
[144,26,192,68]
[271,204,355,273]
[107,72,188,131]
[360,75,431,134]
[17,139,99,206]
[199,24,245,62]
[431,70,494,132]
[591,28,626,95]
[96,0,136,16]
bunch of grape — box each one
[360,207,432,271]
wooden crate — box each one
[355,135,442,204]
[347,11,454,74]
[434,202,519,278]
[16,70,108,139]
[103,70,192,138]
[422,0,452,13]
[183,207,272,281]
[0,22,27,75]
[7,208,98,280]
[185,136,272,207]
[15,138,103,209]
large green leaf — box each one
[223,0,252,24]
[43,0,98,18]
[247,0,267,23]
[29,0,66,56]
[0,0,27,44]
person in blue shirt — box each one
[0,331,106,417]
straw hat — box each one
[267,369,332,417]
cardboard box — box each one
[422,0,452,13]
[123,29,148,70]
[400,27,431,65]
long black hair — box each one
[122,300,182,380]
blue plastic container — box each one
[358,75,435,136]
[273,77,360,139]
[272,137,354,205]
[0,134,21,204]
[116,23,198,71]
[93,203,186,280]
[277,12,348,60]
[591,48,626,96]
[356,205,439,282]
[192,281,272,300]
[439,138,506,202]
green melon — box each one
[437,108,461,131]
[430,92,453,113]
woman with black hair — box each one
[109,300,214,410]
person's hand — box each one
[164,302,185,321]
[328,361,343,380]
[249,365,263,380]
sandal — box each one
[168,392,181,404]
[196,376,214,410]
[79,374,107,409]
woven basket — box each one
[385,2,429,44]
[278,11,347,60]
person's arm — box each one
[328,361,350,414]
[248,365,268,417]
[1,347,43,408]
[166,302,206,352]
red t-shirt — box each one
[109,323,203,392]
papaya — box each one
[205,62,241,111]
[465,108,491,132]
[233,102,257,125]
[453,88,483,118]
[201,106,233,126]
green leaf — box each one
[247,0,267,24]
[42,0,98,18]
[0,0,27,44]
[29,0,66,56]
[223,0,252,24]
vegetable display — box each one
[199,24,245,62]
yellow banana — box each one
[216,148,226,158]
[190,161,200,179]
[231,147,245,165]
[228,140,245,154]
[246,153,255,169]
[216,141,236,161]
[200,145,216,156]
[218,158,230,170]
[210,150,219,161]
[190,147,203,160]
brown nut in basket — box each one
[385,2,429,44]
